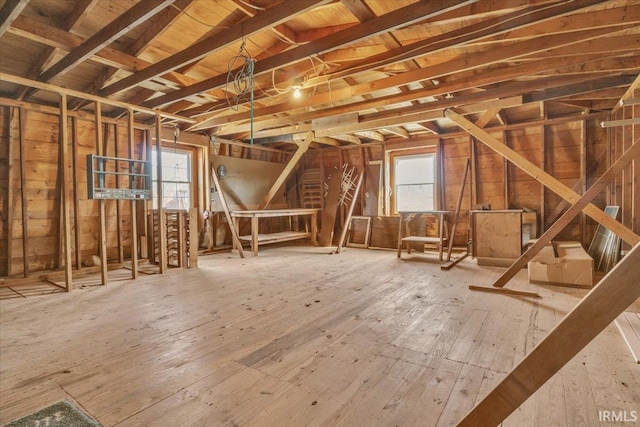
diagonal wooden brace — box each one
[489,135,640,287]
[457,241,640,426]
[445,109,640,248]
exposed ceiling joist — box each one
[37,0,175,83]
[143,0,476,108]
[0,0,28,38]
[99,0,331,98]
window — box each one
[151,149,192,210]
[394,153,435,212]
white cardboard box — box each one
[528,241,594,288]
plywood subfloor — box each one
[1,247,639,426]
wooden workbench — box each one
[231,208,319,256]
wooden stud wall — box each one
[301,117,608,248]
[609,87,640,252]
[0,106,140,277]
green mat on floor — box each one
[4,401,101,427]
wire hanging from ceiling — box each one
[226,39,255,110]
[226,38,255,143]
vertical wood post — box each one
[128,109,138,279]
[114,123,124,263]
[60,95,73,291]
[7,107,15,277]
[71,116,81,269]
[502,130,509,209]
[540,107,546,233]
[96,101,108,285]
[18,107,29,277]
[580,119,588,245]
[155,112,167,273]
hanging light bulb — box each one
[293,85,301,98]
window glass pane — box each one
[395,155,434,185]
[394,153,436,213]
[151,149,191,210]
[396,184,434,211]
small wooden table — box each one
[397,210,449,261]
[231,208,319,256]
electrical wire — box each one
[226,39,255,110]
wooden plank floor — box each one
[1,246,639,426]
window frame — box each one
[388,147,439,215]
[151,146,195,211]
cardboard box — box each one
[528,241,594,288]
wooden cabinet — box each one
[471,209,536,267]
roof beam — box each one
[37,0,175,83]
[18,0,99,100]
[202,26,635,132]
[0,0,28,38]
[190,1,606,123]
[8,15,201,94]
[99,0,329,98]
[68,0,197,109]
[143,0,475,108]
[215,47,638,136]
[354,130,385,141]
[324,0,604,81]
[383,127,410,138]
[314,96,524,137]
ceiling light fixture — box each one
[292,85,301,98]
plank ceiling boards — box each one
[0,0,631,132]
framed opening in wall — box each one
[151,148,193,210]
[390,148,437,214]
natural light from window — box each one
[395,154,435,212]
[151,149,192,210]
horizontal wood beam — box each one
[210,34,639,134]
[0,0,28,38]
[100,0,330,97]
[200,5,624,130]
[143,0,474,108]
[38,0,174,82]
[315,96,523,137]
[0,73,195,123]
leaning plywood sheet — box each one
[614,312,640,364]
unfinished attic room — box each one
[2,0,640,425]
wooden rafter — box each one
[203,30,639,133]
[0,0,28,38]
[191,0,616,123]
[68,0,197,109]
[18,0,98,100]
[37,0,175,83]
[143,0,474,108]
[99,0,329,98]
